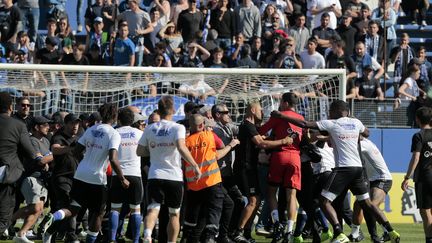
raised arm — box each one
[271,110,319,129]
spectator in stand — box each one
[237,44,259,68]
[289,13,310,54]
[300,37,325,69]
[344,0,369,22]
[208,47,228,68]
[371,0,397,63]
[150,0,171,27]
[112,24,135,67]
[262,13,288,52]
[234,0,262,42]
[309,0,342,30]
[12,97,33,131]
[251,36,265,67]
[415,47,432,91]
[312,13,340,56]
[336,15,357,56]
[16,31,34,63]
[0,0,22,47]
[178,41,210,68]
[57,16,75,49]
[149,7,165,49]
[359,20,385,66]
[398,65,423,127]
[228,33,245,67]
[85,17,109,58]
[262,4,278,34]
[170,0,189,25]
[84,0,104,33]
[353,5,371,41]
[179,75,217,103]
[355,65,385,100]
[210,0,235,50]
[17,0,39,43]
[101,0,118,34]
[401,0,428,28]
[353,41,384,82]
[274,37,302,69]
[35,18,60,51]
[13,48,29,64]
[177,0,203,43]
[259,0,292,29]
[86,43,105,65]
[390,33,415,84]
[119,0,154,66]
[158,22,183,63]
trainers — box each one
[282,232,293,243]
[13,234,34,243]
[39,214,54,234]
[293,235,303,243]
[271,222,284,242]
[388,230,400,243]
[321,230,333,242]
[217,235,234,243]
[421,20,427,27]
[0,229,9,240]
[331,233,349,243]
[42,232,52,243]
[256,227,271,237]
[77,24,83,33]
[348,230,365,242]
[381,232,390,242]
[372,235,384,243]
[143,237,152,243]
[232,229,249,243]
[25,230,37,240]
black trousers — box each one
[183,183,224,242]
[0,184,15,234]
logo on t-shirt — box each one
[150,141,156,148]
[340,124,356,130]
[153,128,170,137]
[120,132,136,139]
[91,130,105,138]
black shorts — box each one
[110,176,143,205]
[236,168,260,197]
[313,171,332,200]
[147,179,183,210]
[70,179,108,215]
[370,180,392,194]
[322,167,369,202]
[416,176,432,209]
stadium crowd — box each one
[0,90,413,243]
[0,0,431,127]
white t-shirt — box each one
[139,120,186,181]
[300,50,325,69]
[311,142,335,174]
[310,0,341,30]
[317,117,365,167]
[75,124,121,185]
[114,126,144,177]
[179,80,214,96]
[400,77,420,100]
[360,138,392,181]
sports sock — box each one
[271,210,280,223]
[130,212,142,243]
[53,210,65,221]
[315,208,329,231]
[144,228,152,239]
[109,211,120,241]
[286,220,295,233]
[381,221,394,232]
[293,210,307,237]
[350,224,360,238]
[85,231,99,243]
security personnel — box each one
[182,114,239,243]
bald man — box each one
[182,114,240,243]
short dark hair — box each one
[321,12,330,19]
[330,100,350,113]
[16,96,30,105]
[158,96,174,117]
[282,92,298,106]
[118,108,134,126]
[0,92,12,113]
[98,103,118,123]
[416,107,432,125]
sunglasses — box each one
[218,111,229,114]
[272,17,279,20]
[21,104,31,107]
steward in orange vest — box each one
[182,114,240,243]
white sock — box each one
[286,220,294,233]
[271,210,279,223]
[144,229,152,238]
[351,224,360,237]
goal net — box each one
[0,64,346,123]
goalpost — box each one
[0,64,346,122]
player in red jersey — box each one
[259,92,305,242]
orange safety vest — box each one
[184,130,222,191]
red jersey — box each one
[259,110,304,153]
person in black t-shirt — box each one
[0,0,22,45]
[402,107,432,243]
[355,66,384,100]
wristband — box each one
[35,156,43,161]
[404,175,410,180]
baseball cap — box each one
[46,36,58,46]
[64,113,81,124]
[133,113,147,124]
[32,116,52,125]
[184,101,204,113]
[94,17,103,23]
